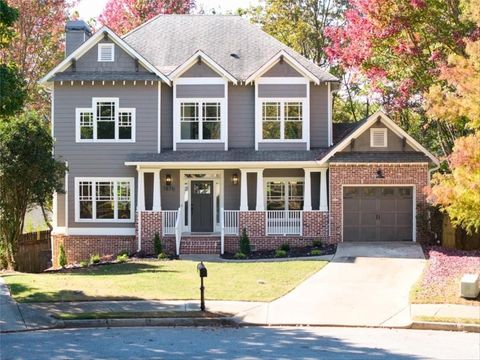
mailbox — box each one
[197,261,208,278]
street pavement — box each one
[1,326,478,360]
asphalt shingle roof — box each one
[123,15,338,82]
[329,152,431,163]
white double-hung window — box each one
[76,98,135,142]
[75,178,134,222]
[262,100,304,140]
[265,179,304,210]
[180,101,222,140]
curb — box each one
[411,321,480,333]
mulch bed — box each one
[221,244,337,260]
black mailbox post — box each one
[197,261,207,311]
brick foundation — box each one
[329,163,430,243]
[136,211,162,255]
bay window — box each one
[180,101,221,140]
[262,100,304,140]
[76,98,135,142]
[75,178,134,222]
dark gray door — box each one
[191,181,214,232]
[343,186,413,241]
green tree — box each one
[0,0,26,117]
[0,112,66,270]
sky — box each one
[73,0,261,20]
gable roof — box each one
[39,27,171,86]
[318,110,440,165]
[123,15,338,82]
[169,50,238,84]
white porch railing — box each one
[266,210,303,235]
[224,210,240,235]
[175,206,182,255]
[162,210,178,236]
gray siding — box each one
[160,170,180,210]
[161,83,173,150]
[258,142,307,150]
[54,83,159,228]
[144,172,153,211]
[311,172,320,210]
[224,169,240,210]
[264,169,304,177]
[247,173,257,210]
[263,62,302,77]
[228,84,255,148]
[310,83,329,148]
[258,84,306,98]
[176,143,225,151]
[342,123,415,152]
[65,39,148,73]
[176,84,224,98]
[180,62,221,77]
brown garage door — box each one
[343,186,413,242]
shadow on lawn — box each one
[55,262,180,276]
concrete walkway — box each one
[238,242,426,327]
[411,303,480,320]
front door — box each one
[191,181,214,232]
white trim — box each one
[59,227,136,236]
[240,169,249,211]
[256,77,308,85]
[224,82,229,151]
[318,110,440,165]
[330,162,430,166]
[319,168,328,212]
[51,87,55,144]
[169,50,238,84]
[246,50,320,85]
[74,177,135,223]
[173,83,177,151]
[39,27,171,86]
[327,82,332,146]
[306,82,311,150]
[370,128,388,147]
[256,169,264,211]
[254,82,259,150]
[65,162,69,235]
[340,184,416,242]
[157,81,161,153]
[126,161,321,168]
[97,43,115,62]
[175,77,226,85]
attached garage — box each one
[343,186,414,242]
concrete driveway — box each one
[239,242,426,327]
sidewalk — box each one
[411,303,480,321]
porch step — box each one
[180,237,221,254]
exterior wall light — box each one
[165,174,172,186]
[376,169,385,179]
[232,173,239,185]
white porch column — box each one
[152,169,161,211]
[319,168,328,211]
[256,169,264,211]
[240,169,248,211]
[137,168,145,211]
[303,169,312,211]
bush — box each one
[116,253,129,263]
[153,232,163,256]
[157,252,168,260]
[90,254,101,264]
[279,242,290,252]
[79,260,89,268]
[310,249,322,256]
[275,249,287,258]
[59,244,67,268]
[239,228,251,255]
[234,251,247,259]
[312,239,323,248]
[118,249,129,257]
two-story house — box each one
[41,16,438,265]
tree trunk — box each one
[40,202,53,231]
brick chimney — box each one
[65,20,92,57]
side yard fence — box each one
[15,230,52,273]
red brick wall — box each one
[329,163,429,243]
[136,211,162,255]
[303,211,329,238]
[52,234,136,267]
[239,211,265,237]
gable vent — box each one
[370,128,387,147]
[98,43,115,62]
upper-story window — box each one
[180,101,221,140]
[76,98,135,142]
[262,100,304,140]
[98,43,114,62]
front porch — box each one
[134,167,329,255]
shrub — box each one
[239,228,251,255]
[118,249,129,257]
[279,242,290,252]
[234,251,247,259]
[310,249,322,256]
[157,252,168,260]
[312,239,323,248]
[116,254,129,263]
[275,249,287,258]
[90,254,101,264]
[59,244,67,268]
[153,232,163,256]
[79,260,89,268]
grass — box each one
[413,315,480,325]
[2,259,326,303]
[53,311,227,320]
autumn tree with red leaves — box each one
[99,0,195,35]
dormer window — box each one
[370,128,387,147]
[98,43,114,62]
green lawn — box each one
[2,259,326,302]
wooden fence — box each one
[442,216,480,250]
[15,230,51,273]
